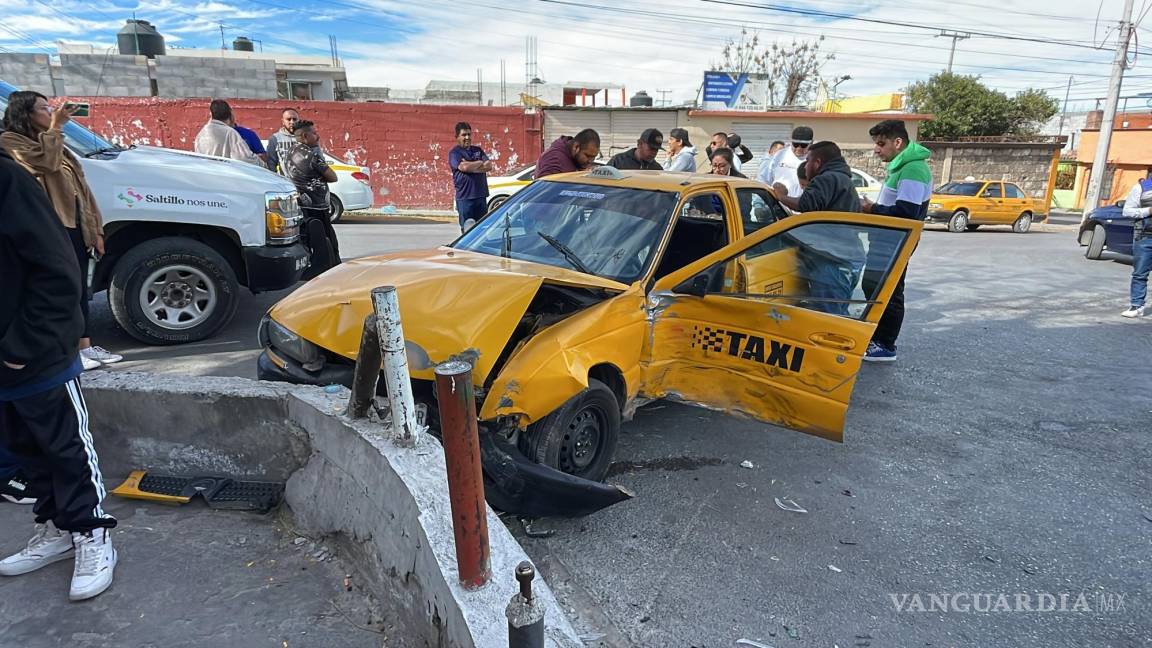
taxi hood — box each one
[268,248,626,383]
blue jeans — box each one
[1131,237,1152,307]
[803,255,863,317]
[455,197,488,228]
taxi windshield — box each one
[453,181,679,283]
[935,182,983,196]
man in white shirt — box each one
[757,126,813,198]
[193,100,262,166]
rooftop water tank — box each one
[233,37,254,52]
[630,91,653,107]
[117,19,165,58]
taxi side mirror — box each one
[673,273,710,297]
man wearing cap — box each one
[758,126,813,198]
[606,129,664,171]
[664,128,697,172]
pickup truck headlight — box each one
[266,191,302,245]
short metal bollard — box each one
[371,286,423,446]
[433,360,491,589]
[506,561,545,648]
[345,314,382,419]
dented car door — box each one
[640,212,921,441]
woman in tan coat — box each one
[1,91,122,370]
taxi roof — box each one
[540,168,769,193]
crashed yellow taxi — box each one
[258,167,921,493]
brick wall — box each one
[59,97,544,209]
[154,57,277,99]
[0,53,54,95]
[59,54,152,97]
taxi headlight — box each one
[929,202,943,209]
[263,317,324,370]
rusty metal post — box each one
[345,315,382,419]
[433,360,491,589]
[371,286,423,446]
[506,561,544,648]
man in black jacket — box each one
[771,141,865,316]
[0,146,118,601]
[606,129,663,171]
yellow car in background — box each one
[926,180,1040,233]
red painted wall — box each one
[59,97,544,210]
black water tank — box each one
[117,19,165,58]
[233,37,254,52]
[630,91,653,107]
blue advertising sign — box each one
[703,72,749,108]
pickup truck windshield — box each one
[453,181,679,284]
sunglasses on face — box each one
[792,142,809,149]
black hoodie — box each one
[797,156,861,214]
[0,146,83,394]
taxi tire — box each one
[947,210,969,233]
[109,237,239,346]
[329,196,344,224]
[1085,224,1106,259]
[522,379,620,482]
[1013,212,1033,233]
[487,195,509,214]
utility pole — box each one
[937,30,970,73]
[1083,0,1136,221]
[1057,75,1073,136]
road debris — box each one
[828,564,842,573]
[740,460,755,469]
[293,537,307,546]
[774,497,808,514]
[343,574,353,591]
[783,624,800,639]
[838,539,858,545]
[520,518,557,539]
[842,489,855,497]
[736,639,776,648]
[324,384,342,394]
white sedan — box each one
[324,154,373,223]
[485,164,537,212]
[851,167,883,202]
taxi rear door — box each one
[640,212,921,441]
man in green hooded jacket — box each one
[860,119,933,362]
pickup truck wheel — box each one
[947,210,969,233]
[329,195,344,224]
[521,379,620,482]
[1085,224,1106,259]
[109,237,239,345]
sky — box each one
[3,0,1152,112]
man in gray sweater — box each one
[266,108,300,174]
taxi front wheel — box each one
[947,209,969,233]
[522,379,620,482]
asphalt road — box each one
[85,216,1149,647]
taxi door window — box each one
[982,183,1003,198]
[1006,184,1026,199]
[700,221,909,321]
[736,187,787,238]
[654,192,731,280]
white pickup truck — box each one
[1,81,308,345]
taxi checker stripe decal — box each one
[689,325,805,372]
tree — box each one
[906,73,1059,140]
[714,30,837,107]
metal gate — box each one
[730,122,794,180]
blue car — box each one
[1079,201,1135,261]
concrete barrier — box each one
[82,371,582,648]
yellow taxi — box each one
[258,168,920,486]
[926,180,1040,233]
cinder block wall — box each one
[0,53,55,95]
[59,96,544,209]
[58,54,151,97]
[154,56,277,99]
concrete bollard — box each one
[434,360,491,589]
[371,286,423,446]
[506,561,545,648]
[345,314,382,419]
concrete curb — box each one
[82,371,582,648]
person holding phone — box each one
[1,92,122,371]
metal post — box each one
[506,561,544,648]
[345,315,382,419]
[1083,0,1136,220]
[434,360,490,589]
[371,286,422,446]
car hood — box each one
[111,146,296,192]
[268,248,626,383]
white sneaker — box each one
[1121,305,1146,318]
[80,354,101,371]
[0,522,74,576]
[69,528,117,601]
[81,346,123,365]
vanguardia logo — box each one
[890,592,1127,613]
[117,188,143,208]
